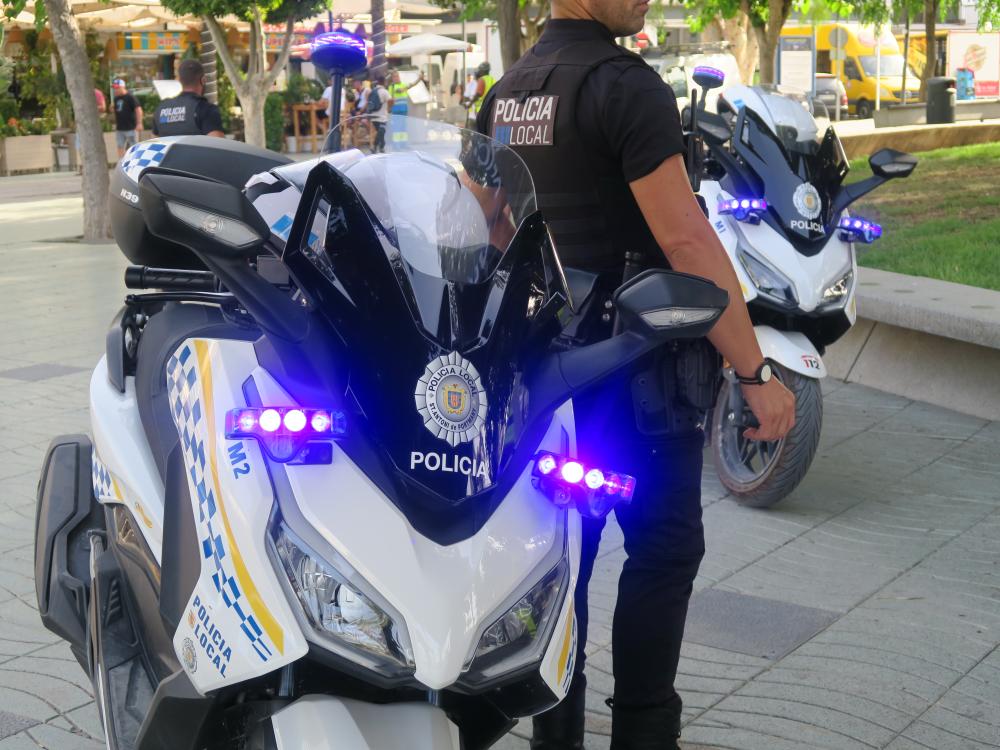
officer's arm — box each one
[630,155,795,441]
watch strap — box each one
[735,360,770,385]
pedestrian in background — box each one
[111,78,143,158]
[369,75,390,153]
[472,62,495,116]
[152,60,224,138]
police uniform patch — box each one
[491,95,559,146]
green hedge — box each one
[265,92,285,152]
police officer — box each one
[153,59,225,138]
[472,62,495,115]
[476,1,796,748]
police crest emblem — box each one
[414,352,488,446]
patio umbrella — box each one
[387,32,476,57]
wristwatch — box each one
[735,360,773,386]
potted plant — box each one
[0,117,55,175]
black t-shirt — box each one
[153,92,224,136]
[476,20,684,183]
[114,92,140,131]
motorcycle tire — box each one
[710,364,823,508]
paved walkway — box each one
[0,197,998,749]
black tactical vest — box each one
[484,40,665,273]
[155,93,203,137]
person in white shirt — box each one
[370,75,391,153]
[319,73,347,122]
[463,73,478,106]
[351,79,374,146]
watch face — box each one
[760,363,773,383]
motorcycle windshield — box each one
[731,87,849,249]
[280,116,560,535]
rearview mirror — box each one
[692,65,726,91]
[615,270,729,340]
[139,171,269,260]
[869,148,917,179]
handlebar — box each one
[125,265,218,292]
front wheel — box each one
[710,365,823,508]
[855,99,873,119]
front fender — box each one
[271,695,462,750]
[754,325,826,379]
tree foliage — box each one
[160,0,329,147]
[429,0,550,69]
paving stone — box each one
[21,723,104,750]
[0,365,88,383]
[685,589,840,660]
[0,713,38,742]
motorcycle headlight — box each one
[272,521,415,677]
[738,248,798,307]
[462,557,569,686]
[820,267,854,308]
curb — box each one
[825,268,1000,420]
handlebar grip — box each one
[125,266,217,292]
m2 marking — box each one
[227,442,251,479]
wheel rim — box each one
[716,377,785,488]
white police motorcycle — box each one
[686,68,917,507]
[34,117,728,750]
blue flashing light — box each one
[838,215,883,244]
[311,31,368,75]
[226,407,347,463]
[532,453,636,519]
[693,65,726,83]
[719,196,768,224]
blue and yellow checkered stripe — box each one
[121,141,170,184]
[92,452,120,502]
[167,343,275,663]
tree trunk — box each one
[520,2,548,54]
[756,0,791,84]
[241,92,267,149]
[704,14,758,84]
[754,25,773,84]
[42,0,111,241]
[205,14,295,148]
[200,22,218,104]
[371,0,386,77]
[497,0,521,71]
[920,0,939,98]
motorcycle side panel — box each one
[538,562,579,699]
[754,325,828,379]
[164,339,308,693]
[701,183,758,304]
[701,181,856,314]
[253,364,580,691]
[90,359,165,562]
[270,695,461,750]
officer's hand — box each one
[741,379,796,442]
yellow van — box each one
[782,23,922,117]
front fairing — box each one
[163,337,579,698]
[702,180,856,317]
[261,118,570,545]
[729,105,849,254]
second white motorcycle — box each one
[686,69,917,507]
